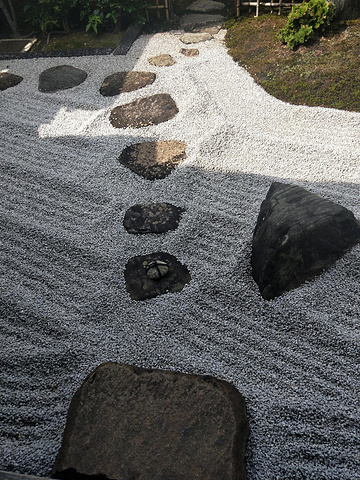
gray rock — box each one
[118,140,187,180]
[180,32,213,44]
[251,182,360,300]
[187,0,225,12]
[180,13,224,32]
[124,203,184,234]
[124,252,191,300]
[0,72,23,91]
[148,54,176,66]
[110,93,178,129]
[331,0,360,19]
[100,71,156,96]
[38,65,87,93]
[52,362,249,480]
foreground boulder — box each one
[110,93,178,128]
[252,182,360,300]
[38,65,87,93]
[52,362,249,480]
[331,0,360,19]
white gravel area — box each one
[1,30,360,480]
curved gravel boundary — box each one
[0,30,359,480]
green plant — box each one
[24,0,78,32]
[277,0,335,49]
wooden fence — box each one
[235,0,303,17]
[146,0,172,22]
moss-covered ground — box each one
[225,13,360,112]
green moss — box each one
[225,14,360,112]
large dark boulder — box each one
[52,362,249,480]
[0,72,23,91]
[251,182,360,300]
[331,0,360,19]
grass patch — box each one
[31,30,124,52]
[225,14,360,112]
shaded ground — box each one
[225,14,360,112]
[31,30,124,52]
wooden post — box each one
[236,0,240,16]
[164,0,169,20]
[256,0,260,16]
[278,0,282,15]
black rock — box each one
[124,203,184,234]
[0,72,23,91]
[251,182,360,300]
[124,252,191,300]
[38,65,87,93]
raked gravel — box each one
[0,30,359,480]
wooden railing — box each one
[235,0,303,17]
[146,0,172,21]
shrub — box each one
[277,0,335,49]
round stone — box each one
[145,260,169,280]
[38,65,87,93]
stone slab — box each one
[148,54,176,66]
[180,32,213,44]
[123,203,184,234]
[118,140,187,180]
[100,71,156,96]
[0,473,50,480]
[110,93,178,129]
[187,0,225,12]
[180,13,224,32]
[52,362,249,480]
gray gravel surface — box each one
[1,30,359,480]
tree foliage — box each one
[277,0,335,49]
[23,0,151,34]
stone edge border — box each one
[0,471,50,480]
[0,24,143,60]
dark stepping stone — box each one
[38,65,87,93]
[124,252,190,300]
[251,182,360,300]
[119,140,187,180]
[124,203,184,234]
[0,72,23,91]
[100,71,156,96]
[110,93,178,129]
[52,362,249,480]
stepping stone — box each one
[52,362,249,480]
[118,140,187,180]
[251,182,360,300]
[180,48,199,56]
[110,93,178,129]
[180,13,224,32]
[148,54,176,67]
[124,252,191,300]
[187,0,225,12]
[100,71,156,96]
[124,203,184,234]
[38,65,87,93]
[0,72,23,91]
[180,32,212,44]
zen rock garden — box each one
[2,9,360,478]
